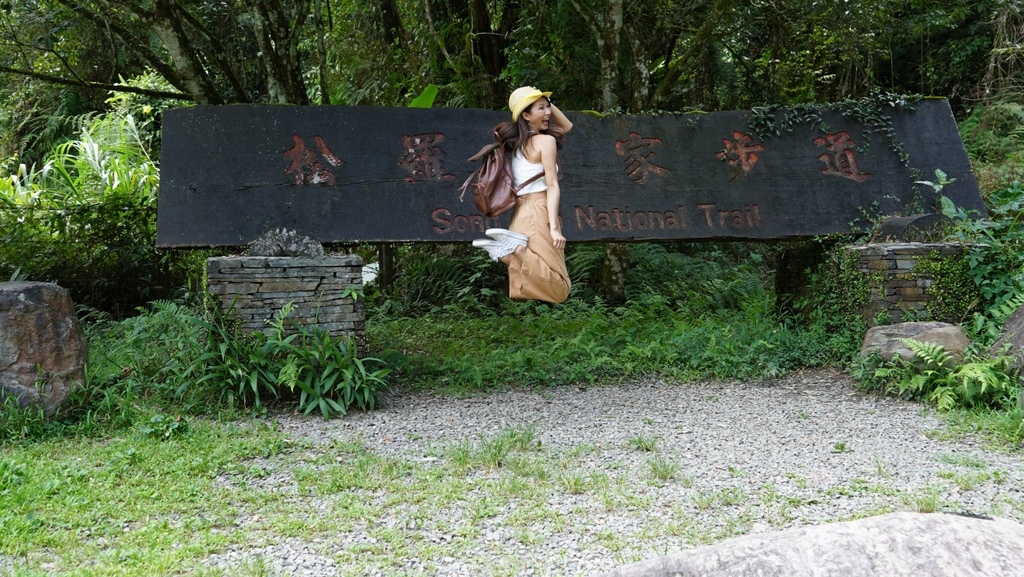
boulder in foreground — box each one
[0,282,88,418]
[598,512,1024,577]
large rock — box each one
[991,304,1024,368]
[0,282,88,417]
[598,512,1024,577]
[861,321,970,364]
[990,305,1024,410]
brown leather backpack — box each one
[458,132,543,218]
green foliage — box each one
[647,456,679,482]
[0,112,205,317]
[365,244,507,317]
[858,339,1020,411]
[137,414,189,441]
[959,103,1024,163]
[960,103,1024,192]
[0,81,84,171]
[912,251,981,323]
[915,168,956,194]
[750,93,920,163]
[103,71,191,159]
[85,301,203,392]
[0,396,50,443]
[0,420,291,572]
[629,434,658,452]
[368,242,861,391]
[795,242,872,336]
[940,181,1024,317]
[181,298,287,411]
[182,299,389,419]
[2,300,207,443]
[2,294,390,443]
[408,84,439,108]
[284,323,390,418]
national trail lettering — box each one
[157,100,984,247]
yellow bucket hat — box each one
[509,86,553,122]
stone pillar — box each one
[847,242,969,325]
[205,255,365,350]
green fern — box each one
[864,338,1020,411]
[929,385,959,412]
[991,292,1024,323]
[900,338,954,369]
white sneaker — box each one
[472,238,514,261]
[485,228,528,248]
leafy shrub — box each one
[84,301,205,402]
[365,244,507,317]
[138,414,189,440]
[794,242,871,332]
[366,239,869,391]
[0,396,50,442]
[858,339,1020,411]
[281,321,389,417]
[0,112,205,317]
[182,299,389,418]
[959,102,1024,202]
[369,285,856,392]
[958,102,1024,165]
[2,294,390,443]
[941,182,1024,319]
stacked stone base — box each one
[206,256,364,348]
[847,242,965,325]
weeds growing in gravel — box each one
[647,456,679,481]
[903,486,943,513]
[4,416,1016,575]
[629,434,658,452]
[559,472,589,494]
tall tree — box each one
[0,0,314,104]
[558,0,736,112]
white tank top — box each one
[511,150,552,196]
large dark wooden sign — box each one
[157,99,984,247]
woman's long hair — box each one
[494,99,565,154]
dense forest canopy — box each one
[0,0,1020,165]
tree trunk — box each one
[148,0,226,104]
[379,0,406,46]
[601,243,628,305]
[626,21,651,111]
[315,0,331,104]
[468,0,519,108]
[651,0,733,108]
[246,0,311,105]
[377,244,397,294]
[570,0,629,302]
[569,0,622,110]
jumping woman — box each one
[472,86,573,303]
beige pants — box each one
[507,193,571,303]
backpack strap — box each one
[467,141,500,162]
[505,132,555,193]
[511,171,545,193]
[457,133,551,202]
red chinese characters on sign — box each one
[716,131,764,179]
[615,132,670,184]
[282,134,344,185]
[813,131,872,183]
[400,133,455,183]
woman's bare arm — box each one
[549,102,573,134]
[537,134,566,250]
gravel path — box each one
[205,369,1024,576]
